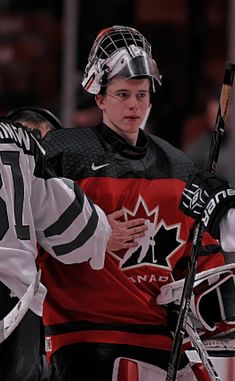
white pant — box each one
[112,358,197,381]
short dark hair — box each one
[7,107,62,130]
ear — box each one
[95,94,106,111]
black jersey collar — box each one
[97,123,148,158]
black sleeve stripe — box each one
[45,320,171,336]
[52,198,99,256]
[44,186,85,237]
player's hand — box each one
[106,209,147,252]
[179,171,235,238]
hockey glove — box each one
[179,171,235,238]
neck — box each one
[103,119,138,146]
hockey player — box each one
[0,116,115,380]
[36,26,233,380]
[0,108,63,381]
[6,106,147,381]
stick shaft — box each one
[0,270,40,343]
[207,63,235,173]
[165,62,235,381]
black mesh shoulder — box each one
[42,127,198,182]
[42,127,106,178]
[43,127,99,158]
[148,133,197,182]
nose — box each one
[128,93,139,109]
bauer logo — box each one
[202,189,235,227]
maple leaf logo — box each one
[112,195,185,270]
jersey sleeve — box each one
[30,132,111,269]
[0,120,111,315]
[220,209,235,252]
[32,174,111,269]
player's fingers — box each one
[125,218,146,228]
[106,237,138,252]
[128,225,147,235]
[129,231,146,240]
[122,241,139,249]
[107,209,124,220]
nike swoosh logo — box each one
[91,163,110,171]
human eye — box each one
[137,92,148,99]
[116,91,130,100]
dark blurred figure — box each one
[182,85,234,185]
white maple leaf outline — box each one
[110,195,186,270]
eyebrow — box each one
[114,89,149,93]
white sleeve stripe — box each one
[44,191,85,237]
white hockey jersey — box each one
[0,119,111,315]
[220,209,235,252]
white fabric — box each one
[220,208,235,252]
[0,121,111,316]
[157,264,235,331]
[203,338,235,352]
[157,264,235,305]
[112,358,197,381]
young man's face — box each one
[96,77,151,144]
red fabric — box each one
[191,363,213,381]
[117,358,139,381]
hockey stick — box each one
[0,270,41,343]
[165,62,235,381]
[186,315,221,381]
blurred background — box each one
[1,0,235,378]
[2,1,235,180]
[0,0,233,144]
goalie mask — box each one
[82,25,162,94]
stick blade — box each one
[0,270,41,343]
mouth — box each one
[125,116,140,121]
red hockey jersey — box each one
[41,124,224,362]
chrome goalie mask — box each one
[82,25,162,94]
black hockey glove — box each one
[179,171,235,239]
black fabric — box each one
[45,320,171,336]
[0,309,42,381]
[43,123,196,182]
[0,281,43,381]
[53,342,188,381]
